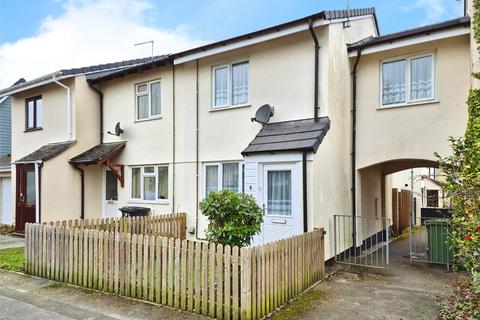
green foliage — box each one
[0,247,24,272]
[435,0,480,291]
[439,278,480,320]
[199,189,263,247]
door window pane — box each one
[222,163,239,192]
[137,95,149,120]
[25,171,36,204]
[150,82,161,116]
[267,170,291,216]
[382,60,406,105]
[205,165,218,196]
[411,55,433,100]
[144,176,155,200]
[214,66,228,107]
[131,167,141,198]
[232,62,249,105]
[105,171,118,201]
[157,166,168,199]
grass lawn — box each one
[0,247,24,272]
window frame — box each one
[211,59,250,109]
[129,164,169,203]
[135,79,162,121]
[379,52,436,108]
[25,95,43,131]
[203,162,243,197]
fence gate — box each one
[409,211,452,269]
[334,215,390,269]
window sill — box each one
[378,99,439,110]
[210,103,251,112]
[135,115,163,123]
[24,127,43,133]
[128,200,170,205]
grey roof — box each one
[0,56,169,97]
[242,117,330,155]
[70,142,126,165]
[88,8,377,84]
[14,141,74,163]
[348,16,470,52]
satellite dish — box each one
[251,104,274,125]
[107,122,124,137]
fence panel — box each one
[25,224,324,320]
[43,213,187,239]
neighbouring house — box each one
[0,79,26,225]
[349,15,471,243]
[0,58,166,234]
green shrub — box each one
[199,190,263,247]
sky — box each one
[0,0,465,89]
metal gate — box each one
[334,215,390,269]
[409,213,452,269]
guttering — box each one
[308,19,320,121]
[302,151,308,232]
[71,164,85,220]
[351,48,362,252]
[52,74,73,141]
[89,84,104,144]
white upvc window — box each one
[204,162,243,196]
[135,80,161,120]
[380,53,435,107]
[130,165,169,202]
[212,60,249,108]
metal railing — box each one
[334,215,390,269]
[409,216,452,268]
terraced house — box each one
[0,5,473,262]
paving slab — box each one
[270,237,458,320]
[0,270,207,320]
[0,235,24,250]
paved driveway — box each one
[271,237,458,320]
[0,235,24,250]
[0,270,207,320]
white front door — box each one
[1,177,12,224]
[261,163,302,243]
[104,170,119,218]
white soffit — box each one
[348,26,470,57]
[174,15,374,65]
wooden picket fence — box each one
[24,224,324,320]
[43,213,186,239]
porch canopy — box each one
[69,142,126,186]
[14,141,74,163]
[242,117,330,155]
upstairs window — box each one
[25,96,42,131]
[212,61,249,108]
[136,80,161,121]
[381,53,434,107]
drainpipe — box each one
[351,48,362,252]
[172,63,176,213]
[302,151,308,232]
[308,19,320,121]
[195,59,200,239]
[52,75,73,141]
[34,161,42,223]
[72,164,85,220]
[89,84,104,144]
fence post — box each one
[240,247,252,320]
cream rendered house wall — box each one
[10,76,101,222]
[98,17,376,246]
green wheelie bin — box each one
[425,219,454,264]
